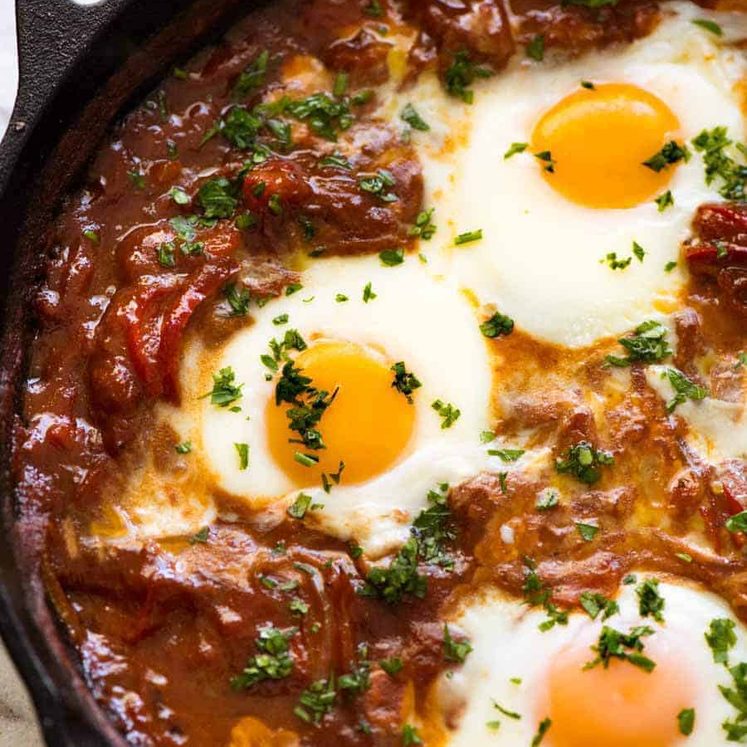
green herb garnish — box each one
[556,441,614,485]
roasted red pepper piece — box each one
[242,158,311,216]
[684,202,747,317]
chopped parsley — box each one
[692,18,722,36]
[222,283,250,316]
[662,367,708,412]
[273,313,289,326]
[380,247,405,266]
[363,282,377,303]
[169,186,191,205]
[361,537,426,604]
[321,461,345,493]
[359,169,397,202]
[605,320,671,367]
[391,362,422,403]
[268,193,283,215]
[233,50,269,98]
[261,328,307,374]
[175,441,192,454]
[726,511,747,533]
[480,311,514,338]
[409,207,437,240]
[523,558,569,632]
[664,260,677,272]
[678,708,695,736]
[402,724,423,746]
[287,492,313,519]
[380,657,404,677]
[532,718,552,747]
[198,177,239,219]
[338,654,371,696]
[600,252,632,271]
[234,442,249,471]
[294,677,336,723]
[432,399,461,428]
[454,229,483,245]
[489,448,525,462]
[189,526,209,544]
[705,617,737,664]
[720,663,747,740]
[128,170,146,189]
[170,214,199,242]
[333,72,349,98]
[289,598,309,616]
[633,241,646,262]
[231,625,295,689]
[642,140,690,172]
[636,578,665,622]
[335,293,348,303]
[218,107,263,149]
[412,483,455,569]
[579,591,619,621]
[555,441,614,485]
[504,142,528,159]
[534,150,556,173]
[362,484,456,601]
[444,50,491,104]
[581,80,596,90]
[492,701,521,721]
[526,34,545,62]
[274,360,337,451]
[575,522,599,542]
[655,190,674,211]
[364,0,383,17]
[319,152,351,170]
[585,625,655,672]
[400,103,430,131]
[286,92,355,141]
[202,367,244,408]
[234,210,259,231]
[83,229,100,243]
[443,624,472,663]
[157,242,176,267]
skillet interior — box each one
[0,0,254,743]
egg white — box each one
[380,2,747,347]
[438,577,747,746]
[192,255,497,555]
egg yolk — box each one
[541,635,696,747]
[531,83,682,209]
[266,340,416,486]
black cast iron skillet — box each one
[0,0,254,743]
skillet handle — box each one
[6,0,130,144]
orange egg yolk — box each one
[266,340,416,486]
[531,83,682,209]
[541,635,696,747]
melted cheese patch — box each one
[646,365,747,461]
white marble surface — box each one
[0,0,45,744]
